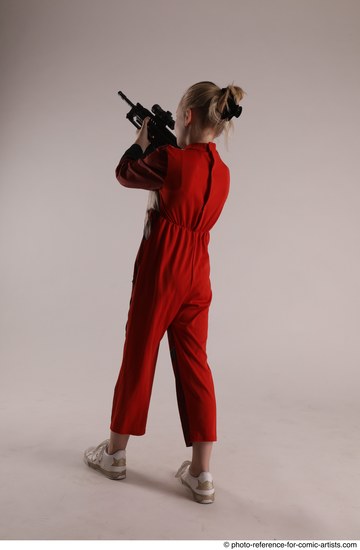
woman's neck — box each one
[184,126,215,146]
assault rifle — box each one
[118,90,178,151]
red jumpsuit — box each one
[110,141,230,447]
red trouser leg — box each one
[167,300,217,447]
[110,334,161,435]
[110,241,167,435]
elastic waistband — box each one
[154,210,210,236]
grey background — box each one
[1,0,359,540]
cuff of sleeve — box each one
[120,143,144,161]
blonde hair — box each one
[180,81,246,145]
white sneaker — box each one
[83,439,126,480]
[175,460,215,504]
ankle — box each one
[107,445,126,455]
[189,467,202,477]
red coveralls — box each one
[110,141,230,447]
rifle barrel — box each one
[118,91,135,108]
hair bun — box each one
[179,81,245,143]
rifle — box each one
[118,91,178,151]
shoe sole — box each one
[84,456,126,480]
[180,477,215,503]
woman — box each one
[84,81,245,504]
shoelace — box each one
[90,439,109,462]
[175,460,191,478]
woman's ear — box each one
[184,108,192,127]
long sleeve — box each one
[115,144,168,190]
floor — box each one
[1,342,359,541]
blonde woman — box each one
[84,81,245,504]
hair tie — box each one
[220,87,242,121]
[221,97,242,121]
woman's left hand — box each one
[134,116,151,152]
